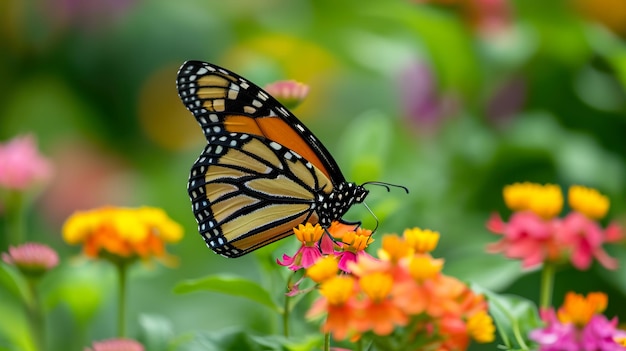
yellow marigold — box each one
[62,206,183,262]
[467,311,496,343]
[294,222,325,245]
[568,185,610,220]
[557,291,608,327]
[403,228,439,254]
[307,255,339,283]
[503,182,563,219]
[377,235,410,263]
[408,254,444,281]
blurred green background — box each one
[1,0,626,350]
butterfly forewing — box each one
[177,61,368,257]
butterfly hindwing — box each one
[188,132,332,257]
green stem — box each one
[283,291,290,338]
[27,279,44,351]
[323,332,330,351]
[539,262,555,310]
[5,190,25,247]
[116,262,128,337]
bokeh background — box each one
[1,0,626,350]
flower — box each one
[333,227,375,272]
[529,309,579,351]
[0,134,52,190]
[568,185,610,220]
[403,227,440,253]
[2,242,59,278]
[530,292,626,351]
[353,272,408,335]
[305,228,493,349]
[62,206,183,264]
[467,311,496,343]
[307,275,358,340]
[557,292,607,327]
[306,255,339,283]
[264,80,309,109]
[85,338,144,351]
[502,182,563,219]
[488,183,622,271]
[277,223,326,270]
[556,212,620,270]
[487,211,560,269]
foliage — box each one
[1,0,626,350]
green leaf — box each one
[174,274,282,313]
[174,327,320,351]
[0,264,30,306]
[473,284,541,351]
[138,314,175,351]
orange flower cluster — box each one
[62,206,183,264]
[304,226,495,350]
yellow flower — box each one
[557,291,608,327]
[403,228,439,254]
[62,206,183,263]
[359,272,393,302]
[568,185,610,220]
[467,311,496,343]
[319,276,355,306]
[307,256,339,283]
[408,254,444,281]
[377,235,410,263]
[503,182,563,219]
[336,228,374,253]
[293,222,325,245]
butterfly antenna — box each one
[362,202,380,232]
[362,181,409,194]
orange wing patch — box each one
[222,114,331,180]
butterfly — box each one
[177,61,375,258]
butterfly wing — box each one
[177,61,355,257]
[177,60,345,184]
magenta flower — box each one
[486,211,559,269]
[85,338,144,351]
[2,242,59,278]
[530,299,626,351]
[555,212,621,270]
[277,245,323,271]
[529,309,578,351]
[0,134,52,190]
[581,315,626,351]
[277,223,326,271]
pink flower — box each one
[0,134,52,190]
[277,223,326,270]
[277,245,322,271]
[529,309,578,351]
[2,242,59,278]
[85,338,144,351]
[581,315,626,351]
[486,212,560,268]
[556,212,620,270]
[264,80,309,109]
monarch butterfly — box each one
[177,61,391,258]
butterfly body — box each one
[177,61,368,257]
